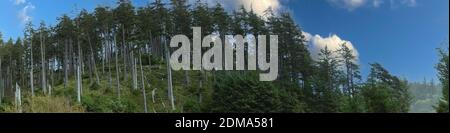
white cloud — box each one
[401,0,417,7]
[328,0,367,11]
[11,0,35,24]
[235,0,282,16]
[18,2,35,24]
[328,0,417,11]
[14,0,26,5]
[200,0,283,16]
[373,0,384,7]
[304,32,359,61]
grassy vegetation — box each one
[0,60,215,113]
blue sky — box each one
[0,0,448,82]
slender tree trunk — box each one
[102,39,105,74]
[77,39,82,103]
[15,83,22,113]
[164,36,175,111]
[88,35,100,85]
[50,59,54,96]
[148,33,152,68]
[6,66,9,96]
[106,31,112,89]
[107,38,112,89]
[40,31,47,95]
[64,39,68,89]
[132,52,138,90]
[70,40,74,77]
[77,59,81,103]
[122,25,128,81]
[139,51,148,113]
[115,36,121,99]
[30,36,34,97]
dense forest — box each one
[0,0,448,113]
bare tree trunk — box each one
[50,59,54,96]
[147,32,152,70]
[77,39,82,103]
[108,40,112,89]
[132,52,138,90]
[70,40,74,77]
[115,36,121,99]
[106,32,112,89]
[48,83,52,96]
[122,25,128,81]
[77,59,81,103]
[64,39,68,89]
[102,39,105,74]
[15,83,22,113]
[6,66,10,95]
[88,35,100,85]
[164,36,175,111]
[139,51,148,113]
[40,30,47,95]
[30,36,35,97]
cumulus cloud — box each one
[388,0,417,7]
[372,0,384,7]
[234,0,282,16]
[13,0,26,5]
[200,0,283,16]
[18,2,35,24]
[399,0,417,7]
[303,32,359,61]
[328,0,417,11]
[327,0,367,11]
[11,0,35,24]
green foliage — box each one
[208,72,306,113]
[0,95,85,113]
[82,95,138,113]
[435,46,449,113]
[362,63,411,113]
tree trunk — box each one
[185,71,190,86]
[139,51,148,113]
[88,35,100,85]
[30,37,35,97]
[148,33,152,69]
[77,59,81,103]
[108,43,112,90]
[122,25,128,81]
[107,32,112,89]
[50,59,54,96]
[64,39,68,89]
[102,39,105,75]
[40,31,47,95]
[115,36,121,99]
[15,83,22,113]
[132,52,138,90]
[77,39,82,103]
[164,36,175,111]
